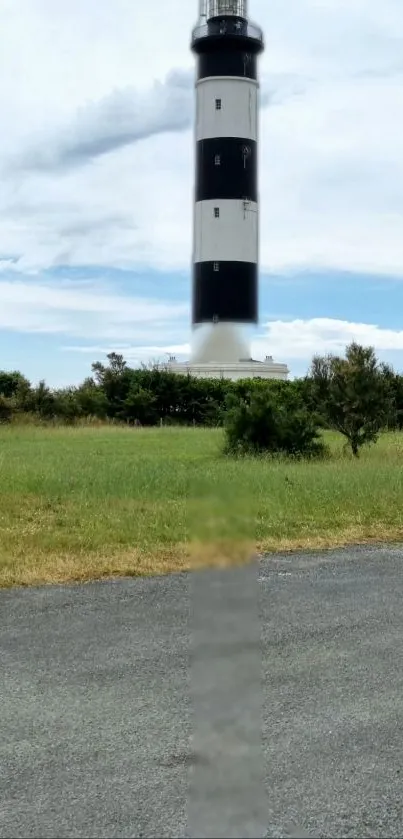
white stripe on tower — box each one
[195,76,258,141]
[194,200,258,264]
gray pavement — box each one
[1,545,403,838]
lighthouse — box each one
[168,0,288,381]
[191,0,262,367]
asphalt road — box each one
[1,545,403,838]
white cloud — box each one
[0,279,188,340]
[254,318,403,361]
[0,0,402,278]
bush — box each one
[0,371,30,399]
[223,387,327,459]
[0,395,13,423]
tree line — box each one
[1,343,403,457]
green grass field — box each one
[1,424,403,587]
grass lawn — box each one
[1,424,403,587]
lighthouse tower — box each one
[168,0,288,381]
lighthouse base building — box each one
[167,355,289,383]
[167,322,289,382]
[168,0,288,383]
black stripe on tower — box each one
[192,16,263,80]
[195,138,257,203]
[192,262,258,324]
[197,50,257,81]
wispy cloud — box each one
[0,279,188,340]
[13,70,194,173]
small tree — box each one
[32,380,56,419]
[309,342,395,457]
[224,386,326,458]
[91,354,132,419]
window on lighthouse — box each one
[213,262,220,272]
[214,207,220,218]
[215,98,222,110]
[214,154,221,166]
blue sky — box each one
[0,0,402,386]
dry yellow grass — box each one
[0,425,402,587]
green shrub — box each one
[0,395,13,423]
[223,387,327,459]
